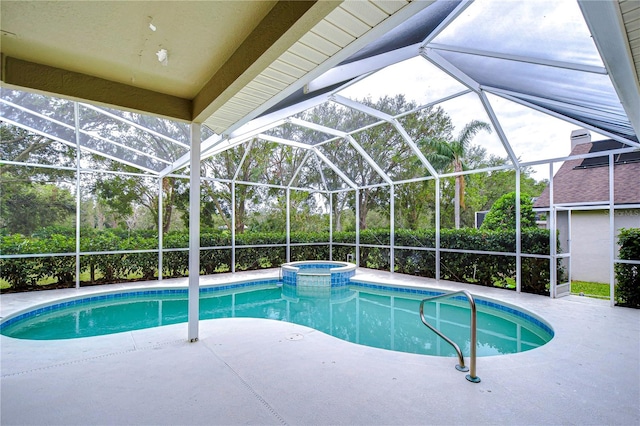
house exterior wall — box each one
[570,209,640,283]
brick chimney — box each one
[570,128,591,152]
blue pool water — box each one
[0,280,554,357]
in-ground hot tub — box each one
[281,261,356,297]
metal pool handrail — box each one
[419,289,481,383]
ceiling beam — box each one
[427,43,608,75]
[303,43,420,94]
[1,55,192,121]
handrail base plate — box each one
[466,374,481,383]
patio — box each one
[1,2,639,424]
[2,269,638,425]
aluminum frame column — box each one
[435,178,441,280]
[188,123,201,342]
[329,193,333,261]
[355,189,360,267]
[549,162,556,298]
[74,102,81,289]
[286,188,291,263]
[231,182,236,273]
[158,177,163,281]
[608,153,615,307]
[390,184,395,273]
[515,169,521,293]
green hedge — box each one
[615,228,640,308]
[1,228,554,295]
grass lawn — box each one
[571,280,610,299]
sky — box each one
[333,0,611,181]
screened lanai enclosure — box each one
[1,0,639,338]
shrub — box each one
[481,192,537,231]
[1,227,554,295]
[0,234,48,289]
[41,234,76,284]
[615,228,640,308]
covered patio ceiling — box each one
[1,0,639,188]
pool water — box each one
[1,283,553,357]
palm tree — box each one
[423,120,492,228]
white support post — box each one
[435,178,441,280]
[329,194,333,261]
[390,184,395,273]
[188,123,201,343]
[74,102,81,289]
[609,153,615,307]
[567,210,573,287]
[231,182,236,273]
[355,189,360,267]
[286,188,291,263]
[549,163,556,298]
[515,169,521,293]
[158,177,163,281]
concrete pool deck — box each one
[1,268,639,425]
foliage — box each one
[0,228,554,295]
[2,95,552,294]
[480,191,537,231]
[394,227,551,294]
[452,152,547,228]
[422,120,492,228]
[313,96,454,230]
[0,234,50,289]
[1,124,77,234]
[93,172,188,233]
[615,228,640,308]
[0,180,76,235]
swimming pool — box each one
[0,279,554,357]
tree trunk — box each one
[454,161,464,229]
[359,190,368,230]
[235,200,245,234]
[334,212,342,232]
[162,204,172,234]
[161,178,173,234]
[331,193,348,232]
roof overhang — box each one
[0,1,341,123]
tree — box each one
[309,95,454,229]
[92,168,187,233]
[423,120,492,228]
[480,191,537,231]
[0,124,77,235]
[0,178,75,235]
[394,180,436,230]
[455,149,547,228]
[201,140,273,233]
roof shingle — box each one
[533,140,640,208]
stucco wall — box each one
[570,209,640,283]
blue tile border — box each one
[1,279,280,330]
[285,263,356,288]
